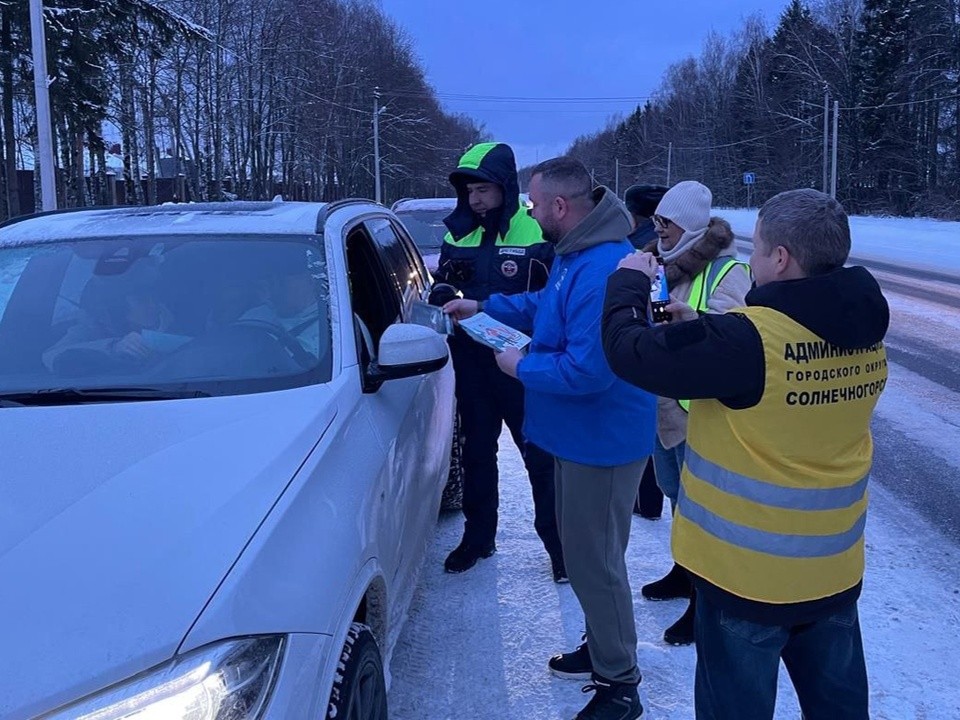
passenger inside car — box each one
[42,259,188,373]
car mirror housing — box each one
[363,323,448,393]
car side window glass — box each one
[391,220,431,292]
[365,218,421,312]
[345,224,400,355]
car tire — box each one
[326,623,388,720]
[440,412,463,512]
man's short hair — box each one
[758,189,851,275]
[531,156,592,200]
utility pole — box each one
[29,0,56,210]
[615,158,620,196]
[666,141,673,186]
[373,86,384,204]
[822,92,830,194]
[830,100,839,199]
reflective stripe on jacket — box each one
[672,304,888,604]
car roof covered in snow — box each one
[391,198,457,213]
[0,200,383,246]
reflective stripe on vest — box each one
[443,204,545,248]
[671,305,888,604]
[678,257,749,412]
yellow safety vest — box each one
[672,305,888,604]
[678,257,750,412]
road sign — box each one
[743,172,756,185]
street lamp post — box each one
[373,87,386,204]
[29,0,57,210]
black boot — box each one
[574,674,643,719]
[443,537,496,573]
[548,637,592,680]
[640,563,692,601]
[663,592,696,646]
[551,554,570,584]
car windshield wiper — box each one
[0,387,211,406]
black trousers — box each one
[635,457,664,518]
[451,335,562,560]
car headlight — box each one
[42,636,285,720]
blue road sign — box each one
[743,172,756,185]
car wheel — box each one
[440,412,463,512]
[327,623,388,720]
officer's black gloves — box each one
[428,283,462,307]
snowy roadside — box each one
[388,426,960,719]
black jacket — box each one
[601,265,890,624]
[626,218,658,250]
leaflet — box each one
[458,312,531,352]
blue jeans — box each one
[652,438,685,511]
[694,593,868,720]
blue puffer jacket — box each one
[484,188,657,466]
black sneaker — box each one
[575,675,643,719]
[548,639,592,679]
[552,556,569,584]
[443,538,496,573]
[663,595,695,646]
[640,563,692,601]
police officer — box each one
[431,142,563,579]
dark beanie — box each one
[624,184,668,219]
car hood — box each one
[0,387,336,720]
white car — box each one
[0,200,456,720]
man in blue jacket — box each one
[444,157,657,720]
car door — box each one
[364,218,453,562]
[345,219,451,612]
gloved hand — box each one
[428,282,462,307]
[438,258,475,285]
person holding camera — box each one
[430,142,563,579]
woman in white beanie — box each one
[638,180,752,646]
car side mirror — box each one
[363,323,449,393]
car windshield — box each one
[393,208,450,253]
[0,235,331,401]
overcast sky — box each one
[379,0,791,168]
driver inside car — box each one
[236,248,326,361]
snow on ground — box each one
[718,208,960,276]
[388,425,960,719]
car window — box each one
[345,224,401,359]
[392,208,450,253]
[365,218,424,310]
[0,235,332,399]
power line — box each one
[658,114,820,151]
[839,92,960,111]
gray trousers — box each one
[555,456,646,685]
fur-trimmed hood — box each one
[643,216,735,285]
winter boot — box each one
[548,637,592,680]
[443,537,496,574]
[663,593,696,646]
[574,675,643,719]
[640,563,692,601]
[552,555,570,584]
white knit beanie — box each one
[655,180,713,261]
